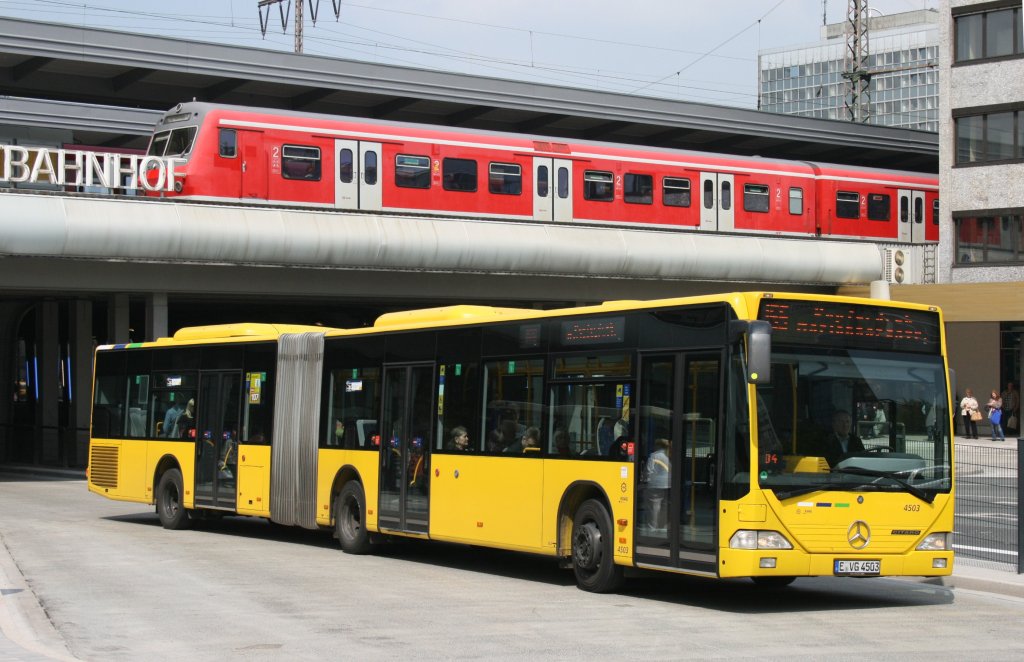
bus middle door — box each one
[193,370,243,511]
[378,363,433,534]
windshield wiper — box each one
[773,486,827,500]
[830,466,934,504]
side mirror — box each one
[747,320,772,385]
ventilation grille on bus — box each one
[90,445,119,489]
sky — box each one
[0,0,937,108]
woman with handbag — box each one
[960,389,980,439]
[987,390,1005,441]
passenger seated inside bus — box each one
[521,427,541,453]
[447,426,471,452]
[552,430,572,457]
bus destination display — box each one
[759,300,940,353]
[560,317,626,346]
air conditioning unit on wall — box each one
[883,248,914,284]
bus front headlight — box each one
[916,532,951,551]
[730,530,794,550]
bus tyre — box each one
[156,468,192,530]
[336,481,373,555]
[571,499,623,593]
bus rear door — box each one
[699,172,734,232]
[334,139,382,211]
[193,370,243,510]
[378,363,433,534]
[635,352,720,574]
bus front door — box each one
[193,371,242,511]
[378,364,433,534]
[635,352,720,574]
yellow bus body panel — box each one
[316,449,380,529]
[87,439,197,508]
[237,444,271,517]
[718,490,955,578]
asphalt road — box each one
[2,473,1024,661]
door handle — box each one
[242,161,247,173]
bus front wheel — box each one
[335,481,373,555]
[156,468,192,530]
[571,499,623,593]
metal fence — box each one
[953,441,1023,573]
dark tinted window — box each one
[663,177,691,207]
[443,158,477,192]
[583,170,614,201]
[281,145,321,181]
[867,193,890,221]
[624,174,653,204]
[836,191,860,219]
[395,154,431,189]
[743,184,769,213]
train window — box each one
[219,129,237,158]
[537,165,549,197]
[624,174,653,204]
[488,162,522,195]
[443,158,477,192]
[743,184,769,213]
[584,170,614,201]
[281,145,322,181]
[867,193,890,221]
[339,149,353,184]
[900,196,910,222]
[933,199,940,225]
[148,127,197,158]
[364,150,378,185]
[836,191,860,219]
[396,154,431,189]
[703,179,714,209]
[789,187,803,215]
[557,167,569,199]
[721,180,732,211]
[663,177,691,207]
[914,196,924,224]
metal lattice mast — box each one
[842,0,872,123]
[258,1,341,54]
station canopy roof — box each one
[0,17,936,172]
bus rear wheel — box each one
[335,481,373,555]
[571,499,623,593]
[156,468,192,530]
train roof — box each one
[155,102,936,180]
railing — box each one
[953,440,1022,573]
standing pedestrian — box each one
[960,389,980,439]
[986,390,1005,441]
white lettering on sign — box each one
[0,146,184,192]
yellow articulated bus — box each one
[87,292,954,592]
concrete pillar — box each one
[69,299,93,468]
[108,293,130,344]
[145,292,168,341]
[36,301,59,465]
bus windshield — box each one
[148,127,197,158]
[755,347,952,500]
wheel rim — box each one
[573,521,602,572]
[162,481,180,519]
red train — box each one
[145,102,939,244]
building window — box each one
[623,173,653,204]
[443,158,477,192]
[583,170,614,201]
[955,4,1023,63]
[955,109,1024,164]
[954,213,1024,265]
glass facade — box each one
[758,15,938,131]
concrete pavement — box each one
[0,454,1020,660]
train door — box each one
[238,130,268,200]
[635,352,720,574]
[378,364,433,534]
[898,189,927,243]
[334,139,382,211]
[193,371,242,510]
[699,172,734,232]
[533,157,573,222]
